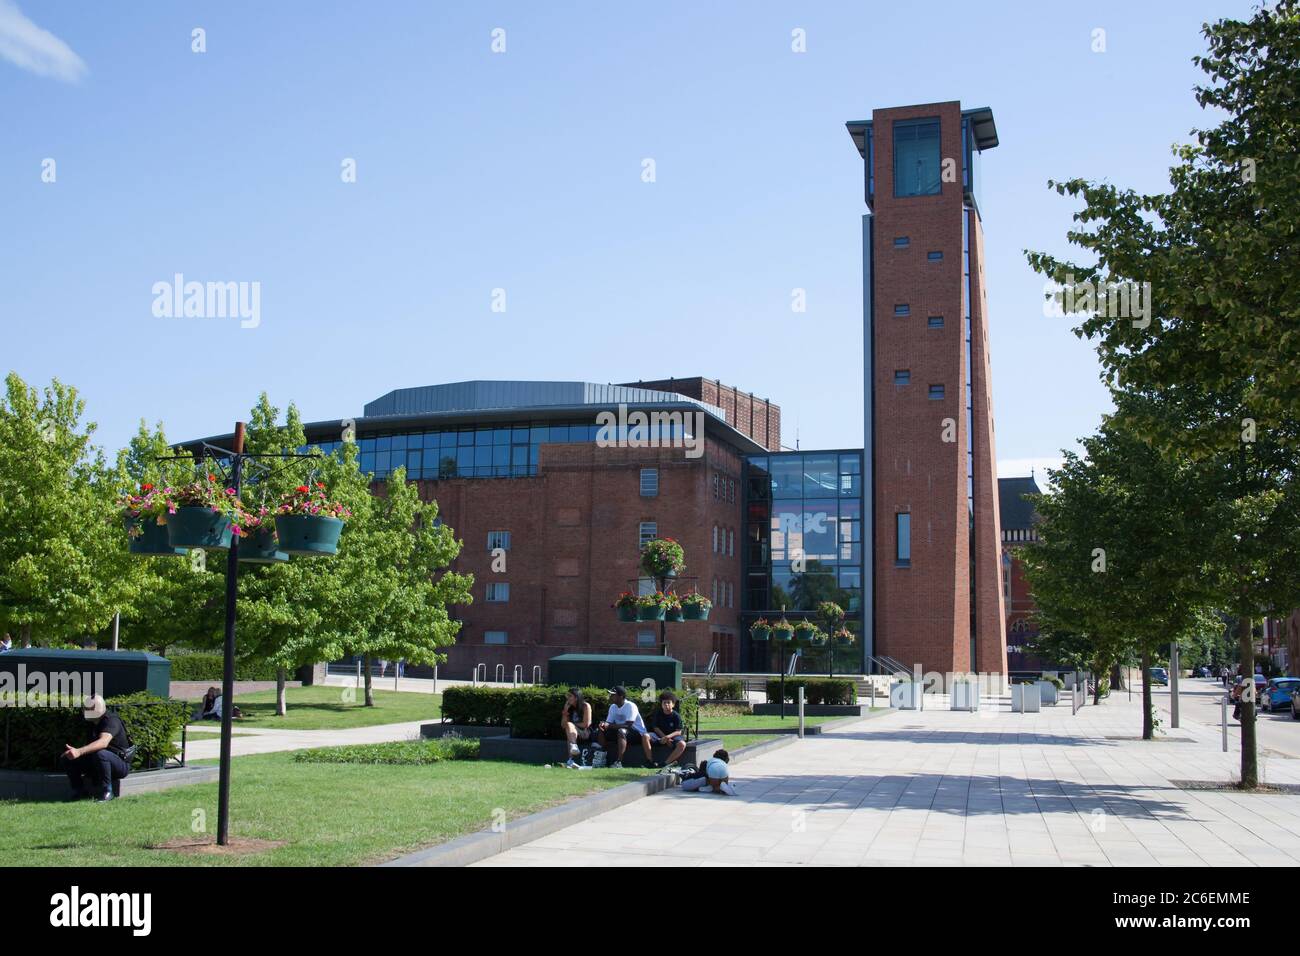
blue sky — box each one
[1,0,1248,476]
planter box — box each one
[752,703,864,717]
[1035,681,1059,705]
[478,735,723,767]
[1011,684,1041,713]
[951,680,980,712]
[890,682,923,710]
[0,764,219,802]
[420,723,511,739]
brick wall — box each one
[622,376,782,451]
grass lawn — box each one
[0,753,652,866]
[697,712,838,733]
[189,685,443,732]
[715,734,782,751]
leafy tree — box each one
[0,373,134,646]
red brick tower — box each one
[847,101,1007,678]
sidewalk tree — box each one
[0,373,134,647]
[1026,3,1300,785]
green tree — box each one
[0,373,134,647]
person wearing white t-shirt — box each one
[597,685,646,769]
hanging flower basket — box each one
[808,629,829,647]
[681,592,712,621]
[274,484,349,556]
[639,538,685,579]
[794,621,819,644]
[749,618,771,642]
[636,592,668,621]
[772,619,795,642]
[120,484,186,557]
[614,591,638,622]
[124,514,187,557]
[160,475,238,550]
[232,505,287,563]
[663,594,684,623]
[833,628,856,646]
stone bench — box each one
[0,764,220,802]
[478,735,724,767]
[419,722,511,739]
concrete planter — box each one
[1035,681,1060,705]
[890,682,922,710]
[951,680,980,712]
[1011,684,1041,713]
[0,764,219,802]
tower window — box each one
[894,304,910,316]
[928,316,944,328]
[893,236,910,247]
[896,513,911,565]
[894,370,910,386]
[927,251,944,261]
[929,384,945,400]
[894,118,941,198]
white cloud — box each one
[0,0,86,82]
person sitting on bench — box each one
[561,687,593,769]
[597,685,646,769]
[60,695,132,802]
[647,690,688,769]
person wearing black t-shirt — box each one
[60,695,131,802]
[647,691,688,768]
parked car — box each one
[1149,667,1169,686]
[1232,673,1268,702]
[1260,677,1300,713]
[1195,666,1211,678]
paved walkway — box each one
[476,686,1300,867]
[183,719,429,759]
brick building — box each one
[846,100,1007,678]
[182,100,1010,681]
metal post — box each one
[110,612,119,652]
[1222,694,1229,753]
[797,686,805,739]
[1170,645,1180,729]
[216,421,245,847]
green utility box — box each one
[0,648,172,699]
[546,654,682,692]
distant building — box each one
[999,475,1043,673]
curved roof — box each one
[363,380,724,420]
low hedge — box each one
[764,677,857,705]
[292,737,479,765]
[441,684,698,740]
[684,678,746,701]
[166,653,282,682]
[0,692,191,772]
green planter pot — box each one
[616,606,638,622]
[772,626,795,642]
[665,607,685,623]
[166,507,233,550]
[809,634,828,647]
[275,514,344,556]
[834,636,855,647]
[637,605,666,622]
[682,604,710,621]
[795,629,818,644]
[238,527,288,564]
[125,514,188,557]
[750,626,771,642]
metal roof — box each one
[998,476,1042,532]
[363,380,724,420]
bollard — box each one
[797,687,805,739]
[1221,694,1228,753]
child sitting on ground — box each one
[679,748,737,795]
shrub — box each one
[1038,675,1065,690]
[292,737,479,765]
[684,677,745,701]
[0,693,190,772]
[440,685,514,726]
[443,685,698,740]
[764,678,857,705]
[166,652,280,682]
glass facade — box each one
[893,118,941,198]
[303,419,689,482]
[743,450,866,671]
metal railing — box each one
[705,652,719,680]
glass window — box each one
[928,251,944,261]
[359,452,375,474]
[492,445,510,467]
[493,428,510,445]
[639,522,657,547]
[486,583,509,603]
[360,436,376,452]
[803,455,837,496]
[511,446,528,468]
[636,630,657,648]
[390,434,408,452]
[894,304,910,316]
[441,431,458,449]
[929,384,946,400]
[484,631,508,645]
[475,428,493,446]
[375,450,390,473]
[928,315,944,328]
[457,448,475,472]
[894,370,910,385]
[896,513,911,564]
[640,468,659,497]
[422,432,440,449]
[894,118,941,197]
[438,455,457,479]
[458,430,475,447]
[487,531,510,550]
[376,436,391,452]
[769,456,803,498]
[407,449,422,475]
[893,236,910,247]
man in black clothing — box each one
[61,695,131,802]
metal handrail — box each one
[786,651,800,677]
[532,665,542,685]
[705,652,719,679]
[512,664,523,687]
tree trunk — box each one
[20,624,31,649]
[276,667,287,717]
[1141,650,1154,740]
[363,654,374,707]
[1092,658,1105,706]
[1237,614,1258,789]
[1111,661,1125,692]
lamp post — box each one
[153,421,329,846]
